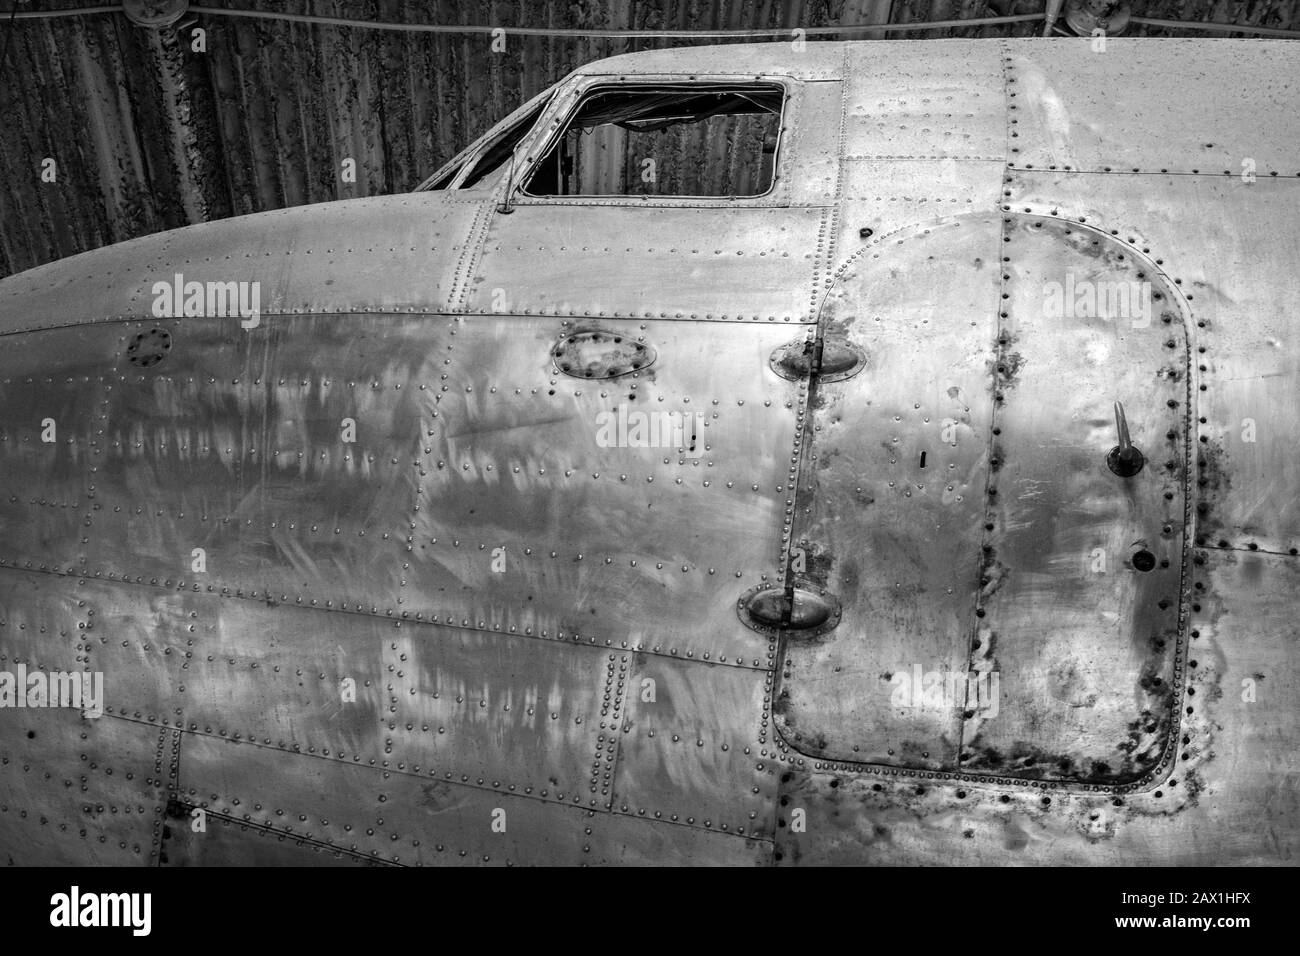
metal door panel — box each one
[960,215,1190,783]
[776,216,1000,770]
[780,210,1190,786]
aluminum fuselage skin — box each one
[0,38,1297,865]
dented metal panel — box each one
[82,579,615,806]
[613,653,778,839]
[0,326,101,570]
[159,819,381,867]
[24,314,455,615]
[401,316,801,669]
[836,158,1006,256]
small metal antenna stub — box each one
[1107,401,1145,477]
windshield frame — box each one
[415,86,557,192]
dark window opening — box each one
[523,84,783,198]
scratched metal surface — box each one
[1,38,1298,866]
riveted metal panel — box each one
[178,733,768,865]
[1005,38,1300,176]
[963,214,1190,785]
[59,314,459,615]
[612,653,778,839]
[403,317,802,670]
[159,817,380,867]
[842,41,1005,161]
[1006,171,1300,555]
[379,627,609,803]
[78,579,610,804]
[776,214,1000,770]
[0,326,104,570]
[837,157,1005,258]
[81,580,386,751]
[0,709,170,866]
[775,549,1299,866]
[464,205,825,322]
[785,81,846,208]
[0,194,482,333]
[0,567,90,681]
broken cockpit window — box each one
[416,89,553,191]
[522,84,784,198]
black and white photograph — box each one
[0,0,1292,930]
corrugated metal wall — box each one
[0,0,1296,276]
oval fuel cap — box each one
[553,330,656,379]
[737,583,841,637]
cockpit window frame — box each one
[504,74,798,209]
[416,86,558,192]
[516,79,787,201]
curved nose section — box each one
[0,192,485,335]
